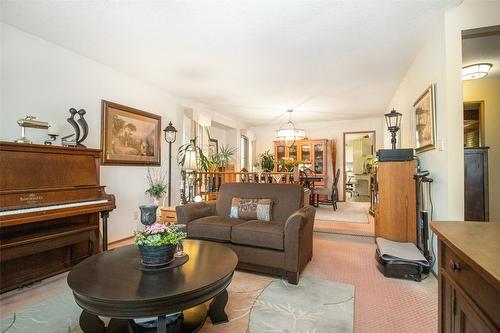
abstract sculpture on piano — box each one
[62,108,89,147]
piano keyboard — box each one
[0,199,110,216]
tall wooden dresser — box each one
[464,147,489,221]
[373,160,417,244]
[431,222,499,333]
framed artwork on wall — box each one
[101,100,161,165]
[208,138,219,156]
[413,84,436,153]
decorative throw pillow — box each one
[229,197,273,221]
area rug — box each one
[0,271,273,333]
[0,291,80,333]
[315,202,369,223]
[249,276,355,333]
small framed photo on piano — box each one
[101,100,161,165]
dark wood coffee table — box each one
[67,239,238,333]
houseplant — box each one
[145,168,168,205]
[212,144,237,171]
[134,223,186,267]
[258,150,275,171]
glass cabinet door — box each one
[288,145,298,162]
[275,145,285,171]
[276,145,285,161]
[314,143,324,174]
[300,144,311,163]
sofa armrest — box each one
[284,205,316,274]
[176,201,217,225]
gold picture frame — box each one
[101,100,161,165]
[414,84,436,153]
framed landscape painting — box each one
[413,85,436,153]
[101,100,161,165]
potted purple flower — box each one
[134,223,186,267]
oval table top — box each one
[67,239,238,318]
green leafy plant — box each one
[177,137,210,172]
[134,223,186,246]
[215,144,237,168]
[363,155,377,174]
[259,150,275,171]
[145,168,167,200]
[279,159,296,172]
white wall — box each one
[385,1,500,271]
[463,78,500,222]
[0,23,186,242]
[251,117,384,200]
[385,17,450,221]
[385,0,500,222]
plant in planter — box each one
[259,150,275,172]
[134,223,187,267]
[145,168,168,205]
[214,144,237,170]
[363,155,377,175]
[177,138,210,172]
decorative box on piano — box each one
[0,141,115,293]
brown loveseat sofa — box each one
[176,183,315,284]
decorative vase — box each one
[139,204,158,225]
[138,244,176,267]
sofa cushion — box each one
[187,216,246,242]
[231,220,285,250]
[229,197,273,221]
[216,183,304,222]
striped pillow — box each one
[229,197,273,221]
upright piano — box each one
[0,141,115,293]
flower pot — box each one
[139,204,158,226]
[138,244,176,267]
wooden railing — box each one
[180,171,296,202]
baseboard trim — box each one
[108,236,134,247]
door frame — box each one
[342,131,376,202]
[463,100,485,147]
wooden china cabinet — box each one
[274,139,327,181]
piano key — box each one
[0,199,110,216]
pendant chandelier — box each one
[276,109,305,147]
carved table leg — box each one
[79,310,105,333]
[208,289,229,324]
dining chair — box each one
[313,169,340,210]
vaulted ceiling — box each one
[1,1,459,126]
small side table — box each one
[160,206,177,224]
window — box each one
[241,135,249,170]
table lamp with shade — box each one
[182,145,198,203]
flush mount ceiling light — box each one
[276,109,305,147]
[462,63,492,80]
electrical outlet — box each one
[133,211,139,220]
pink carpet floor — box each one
[1,232,438,333]
[303,233,438,333]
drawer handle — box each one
[449,261,461,272]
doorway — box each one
[343,131,375,203]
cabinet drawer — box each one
[442,244,500,329]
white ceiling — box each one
[462,33,500,78]
[0,1,458,126]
